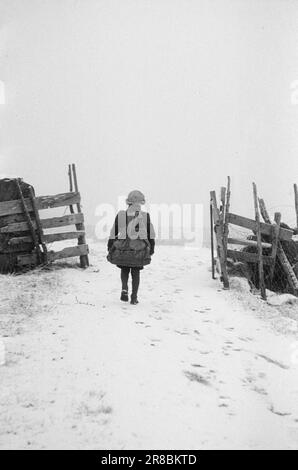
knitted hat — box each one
[126,190,145,205]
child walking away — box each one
[107,190,155,305]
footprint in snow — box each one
[269,405,291,417]
[256,354,289,370]
[184,370,211,386]
[253,386,268,396]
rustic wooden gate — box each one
[210,178,297,300]
[0,164,89,270]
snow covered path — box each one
[1,244,298,449]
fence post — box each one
[253,183,266,300]
[294,184,298,229]
[68,164,75,215]
[270,212,281,282]
[28,186,48,264]
[223,176,231,260]
[15,178,42,265]
[71,164,89,268]
[210,202,216,279]
[210,190,229,289]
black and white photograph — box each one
[0,0,298,452]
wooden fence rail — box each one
[0,192,81,217]
[0,213,85,233]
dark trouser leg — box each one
[131,268,140,299]
[121,267,130,291]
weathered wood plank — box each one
[223,176,231,259]
[15,178,42,264]
[71,163,89,268]
[29,188,48,263]
[49,244,89,260]
[44,231,85,244]
[0,213,85,233]
[36,192,81,210]
[227,212,293,241]
[9,231,85,245]
[227,249,273,266]
[228,237,272,249]
[270,212,281,281]
[8,236,35,245]
[0,213,28,229]
[0,243,34,253]
[253,182,266,300]
[210,203,215,279]
[0,192,81,216]
[295,184,298,228]
[0,199,33,217]
[42,213,84,229]
[17,244,89,266]
[0,220,37,233]
[210,190,229,289]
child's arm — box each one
[107,214,119,251]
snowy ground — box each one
[0,243,298,450]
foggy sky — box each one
[0,0,298,228]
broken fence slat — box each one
[227,249,273,266]
[0,192,81,217]
[227,212,293,241]
[17,244,89,266]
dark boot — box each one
[130,295,139,305]
[120,290,129,302]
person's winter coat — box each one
[107,210,155,268]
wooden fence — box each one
[210,178,298,300]
[0,164,89,270]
